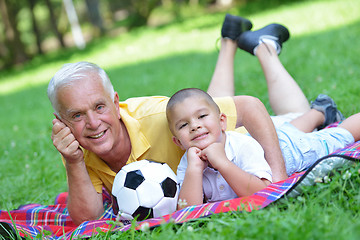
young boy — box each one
[166,88,359,209]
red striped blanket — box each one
[1,140,360,239]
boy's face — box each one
[169,96,227,150]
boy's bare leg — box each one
[290,94,345,132]
[338,113,360,141]
[290,109,324,133]
[207,14,252,97]
[256,43,310,115]
[207,38,237,97]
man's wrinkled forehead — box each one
[57,77,108,109]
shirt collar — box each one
[83,149,115,175]
[119,108,150,163]
[83,106,151,172]
[224,132,236,162]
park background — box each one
[1,0,360,238]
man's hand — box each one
[51,118,104,224]
[51,118,83,163]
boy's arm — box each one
[203,142,270,197]
[217,160,270,197]
[177,148,207,209]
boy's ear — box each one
[219,113,227,132]
[172,136,185,150]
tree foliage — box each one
[0,0,239,70]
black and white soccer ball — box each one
[112,159,179,221]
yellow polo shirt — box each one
[83,96,244,193]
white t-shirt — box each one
[176,131,272,202]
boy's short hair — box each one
[166,88,220,123]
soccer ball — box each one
[112,160,179,221]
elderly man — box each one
[48,15,309,225]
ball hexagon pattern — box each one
[112,160,179,221]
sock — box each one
[253,36,280,56]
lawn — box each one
[0,0,360,238]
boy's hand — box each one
[201,142,228,170]
[51,118,84,164]
[187,147,208,171]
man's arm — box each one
[232,96,288,182]
[65,161,104,225]
[52,119,104,225]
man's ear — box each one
[219,113,227,132]
[53,112,61,120]
[53,113,69,127]
[172,136,185,150]
[114,92,121,119]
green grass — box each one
[105,164,360,240]
[0,0,360,238]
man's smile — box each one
[88,130,106,139]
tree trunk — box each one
[0,0,28,67]
[129,0,160,29]
[62,0,86,49]
[85,0,105,36]
[28,0,43,55]
[44,0,66,48]
[216,0,233,7]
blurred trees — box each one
[0,0,236,70]
[0,0,29,69]
[127,0,161,29]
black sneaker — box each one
[311,94,345,130]
[221,14,252,41]
[237,23,290,55]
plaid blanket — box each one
[1,140,360,239]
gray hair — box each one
[47,61,115,116]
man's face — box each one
[169,96,226,150]
[56,74,122,158]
